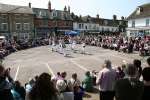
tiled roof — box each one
[0,3,33,14]
[32,8,50,19]
[32,8,72,20]
[72,15,121,27]
[127,3,150,20]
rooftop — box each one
[127,3,150,20]
[0,3,33,14]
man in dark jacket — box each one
[114,64,144,100]
[0,65,14,100]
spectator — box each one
[27,73,59,100]
[142,67,150,100]
[68,73,81,91]
[11,81,25,100]
[68,73,84,100]
[91,70,98,86]
[116,67,125,79]
[96,60,117,100]
[56,79,74,100]
[133,59,142,78]
[60,71,67,81]
[34,75,39,82]
[74,86,84,100]
[82,71,93,92]
[147,57,150,67]
[114,64,144,100]
[0,65,14,100]
[25,78,35,93]
[51,72,61,85]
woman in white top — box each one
[81,41,86,54]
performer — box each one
[72,40,77,52]
[51,39,56,52]
[69,38,73,50]
[58,39,63,54]
[62,40,67,57]
[81,41,86,54]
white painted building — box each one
[127,3,150,37]
[73,17,119,33]
[73,22,99,31]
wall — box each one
[128,17,150,27]
[73,22,118,32]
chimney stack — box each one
[29,2,31,8]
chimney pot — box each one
[29,2,31,8]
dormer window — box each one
[136,7,143,15]
[52,12,57,17]
[104,20,108,25]
[39,11,46,17]
[132,20,135,27]
[42,12,46,17]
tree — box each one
[96,14,99,19]
[112,15,118,27]
[113,15,117,20]
[121,16,124,20]
[79,15,82,18]
[71,12,75,19]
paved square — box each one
[3,45,147,100]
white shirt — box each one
[96,67,117,91]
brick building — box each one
[0,3,34,39]
[33,1,73,38]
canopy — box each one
[65,31,79,35]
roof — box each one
[32,8,50,19]
[0,3,33,14]
[51,9,72,20]
[32,8,72,20]
[127,3,150,20]
[72,15,123,27]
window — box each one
[136,7,143,15]
[1,23,8,31]
[82,24,84,28]
[42,12,46,17]
[53,13,55,17]
[16,23,22,30]
[42,20,48,26]
[107,28,109,31]
[15,14,21,19]
[79,24,82,29]
[102,27,104,31]
[39,11,46,17]
[53,12,57,17]
[1,14,7,19]
[93,25,96,29]
[85,26,87,29]
[24,23,30,30]
[89,25,91,29]
[119,21,122,25]
[132,20,135,27]
[104,20,108,25]
[146,19,149,26]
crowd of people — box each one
[0,38,50,62]
[82,35,150,55]
[0,34,149,61]
[0,34,150,100]
[48,35,150,56]
[0,57,150,100]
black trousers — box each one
[100,91,115,100]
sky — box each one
[0,0,149,19]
